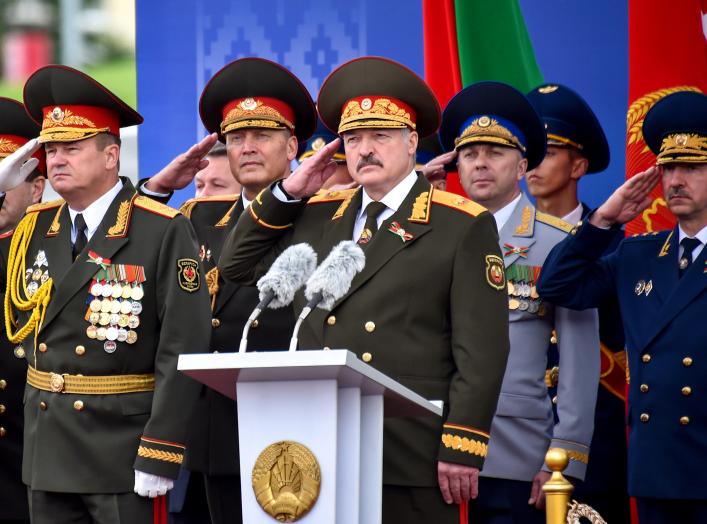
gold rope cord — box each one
[4,212,53,354]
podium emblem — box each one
[252,441,321,522]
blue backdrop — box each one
[136,0,626,207]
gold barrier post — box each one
[543,448,574,524]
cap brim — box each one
[0,97,40,138]
[317,56,440,138]
[643,90,707,156]
[199,58,316,143]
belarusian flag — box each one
[423,0,543,195]
[626,0,707,235]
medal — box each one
[117,329,128,342]
[507,281,515,295]
[518,299,529,311]
[127,315,140,329]
[90,299,102,312]
[109,313,121,326]
[644,280,653,296]
[126,330,138,344]
[96,327,107,341]
[86,325,98,339]
[101,284,113,298]
[106,326,118,341]
[32,268,42,281]
[100,299,112,313]
[90,282,103,296]
[40,271,49,284]
[508,298,520,310]
[110,300,122,314]
[528,301,539,314]
[522,283,531,298]
[118,314,130,328]
[131,285,144,301]
[14,346,25,358]
[35,250,48,267]
[120,300,133,315]
[634,280,646,295]
[103,340,117,353]
[99,313,111,326]
[89,312,100,325]
[111,283,123,299]
[27,281,38,297]
[121,285,133,299]
[131,301,143,315]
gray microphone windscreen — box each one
[304,240,365,310]
[257,243,317,308]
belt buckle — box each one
[49,373,65,393]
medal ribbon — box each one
[388,221,414,242]
[503,243,529,258]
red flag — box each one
[626,0,707,235]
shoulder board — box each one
[308,188,357,204]
[26,199,64,213]
[535,212,573,233]
[0,229,14,239]
[627,230,667,240]
[134,196,180,218]
[431,190,486,217]
[179,194,239,219]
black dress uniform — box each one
[179,57,317,524]
[219,57,510,524]
[527,83,630,522]
[5,65,212,523]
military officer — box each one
[0,65,211,523]
[537,91,707,523]
[144,57,317,524]
[526,83,630,523]
[218,56,510,524]
[439,81,600,523]
[0,97,46,524]
[298,117,354,190]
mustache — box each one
[667,188,689,199]
[356,155,383,172]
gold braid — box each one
[4,212,53,356]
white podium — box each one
[178,349,441,524]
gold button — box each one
[362,352,372,363]
[211,318,220,328]
[0,379,6,390]
[682,386,692,396]
[680,416,690,425]
[75,345,86,356]
[38,343,47,353]
[0,404,5,414]
[640,413,650,423]
[683,357,693,367]
[251,319,259,329]
[640,384,649,393]
[364,321,376,333]
[642,354,651,363]
[73,400,84,411]
[327,316,336,326]
[0,427,5,437]
[323,346,331,351]
[39,401,47,411]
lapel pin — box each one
[634,280,645,295]
[644,280,653,296]
[388,222,413,242]
[87,250,111,270]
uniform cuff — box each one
[438,423,489,469]
[133,436,185,480]
[542,439,589,480]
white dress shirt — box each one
[678,223,707,261]
[492,193,522,232]
[68,180,123,242]
[562,203,584,226]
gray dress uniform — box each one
[480,193,600,482]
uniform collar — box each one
[562,202,584,226]
[678,223,707,246]
[357,169,417,219]
[68,179,123,240]
[492,192,522,232]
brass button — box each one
[38,343,47,353]
[0,427,5,437]
[323,346,331,351]
[211,318,220,328]
[362,352,372,363]
[0,404,5,414]
[39,401,47,411]
[0,379,6,390]
[75,345,86,356]
[251,319,259,329]
[682,386,692,396]
[73,400,84,411]
[642,354,651,363]
[680,416,690,426]
[364,321,376,333]
[327,316,336,326]
[640,384,649,393]
[640,413,650,423]
[683,357,693,367]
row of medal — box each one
[85,279,144,353]
[506,264,546,316]
[25,250,50,297]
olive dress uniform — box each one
[219,174,510,522]
[177,194,295,523]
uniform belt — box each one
[27,365,155,395]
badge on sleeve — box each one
[177,258,200,293]
[485,255,505,291]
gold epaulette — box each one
[134,196,180,218]
[179,194,239,219]
[431,190,486,217]
[536,211,573,233]
[307,188,357,204]
[0,229,14,239]
[25,199,64,213]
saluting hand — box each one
[421,150,456,181]
[145,133,219,194]
[0,138,40,193]
[437,460,479,505]
[590,166,661,228]
[282,138,341,199]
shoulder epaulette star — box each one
[179,194,239,219]
[26,199,64,213]
[535,211,573,233]
[431,190,486,217]
[134,196,180,218]
[308,188,358,204]
[627,229,667,240]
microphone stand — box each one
[288,292,322,351]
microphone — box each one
[238,243,317,353]
[288,240,366,351]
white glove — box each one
[133,469,174,498]
[0,138,40,193]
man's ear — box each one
[286,134,298,162]
[570,155,589,181]
[516,156,528,181]
[408,130,419,155]
[104,144,120,170]
[30,176,45,204]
